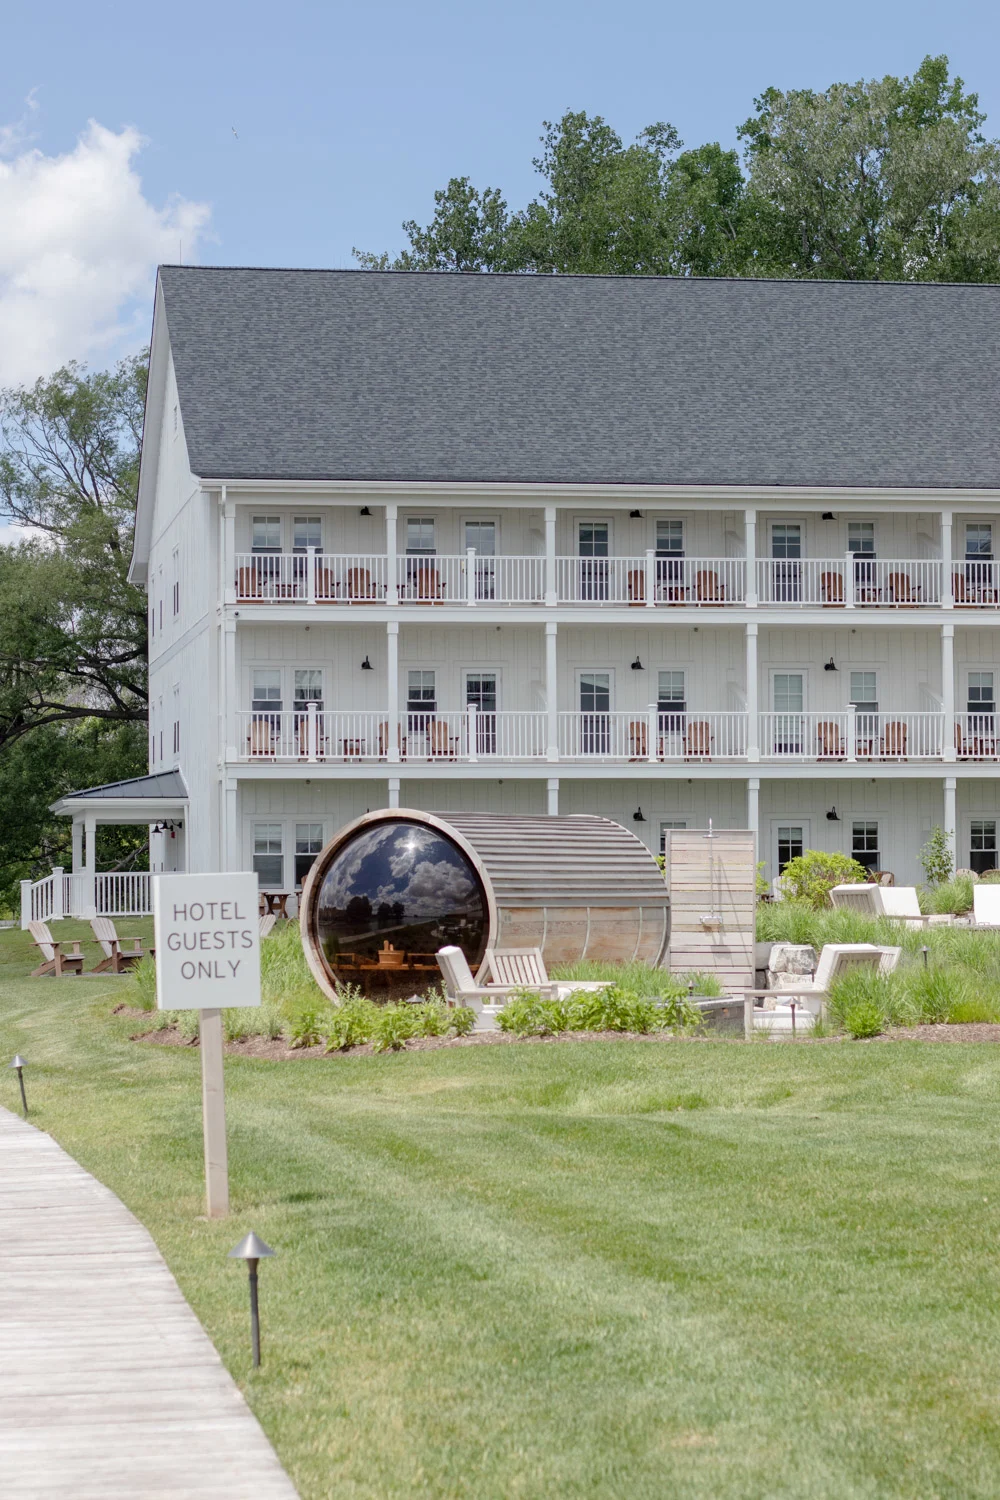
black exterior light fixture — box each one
[824,658,838,672]
[826,806,840,822]
[9,1055,27,1117]
[361,656,373,670]
[228,1231,276,1368]
[631,656,644,671]
[821,512,836,521]
[359,506,372,516]
[633,807,646,823]
[629,509,643,518]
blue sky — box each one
[1,0,999,388]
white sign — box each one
[153,873,261,1010]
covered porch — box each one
[21,772,188,928]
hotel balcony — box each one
[232,553,1000,610]
[233,708,997,766]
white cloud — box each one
[0,117,210,386]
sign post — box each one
[153,873,261,1219]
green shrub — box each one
[827,967,891,1030]
[449,1005,476,1036]
[409,1000,450,1038]
[371,1003,420,1052]
[843,1000,885,1039]
[564,986,660,1033]
[129,955,157,1011]
[924,874,975,915]
[947,995,1000,1023]
[897,965,964,1025]
[778,850,868,908]
[497,993,569,1036]
[288,999,330,1049]
[920,825,954,886]
[325,997,377,1051]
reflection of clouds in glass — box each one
[366,859,475,918]
[321,824,399,909]
[388,828,435,879]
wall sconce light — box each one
[824,658,838,671]
[821,512,835,521]
[629,509,643,519]
[826,806,840,821]
[631,656,644,671]
[361,655,373,670]
[632,807,646,823]
[360,506,372,516]
[152,822,164,835]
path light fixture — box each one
[632,807,646,823]
[922,945,929,969]
[9,1055,27,1117]
[229,1231,276,1368]
[826,807,840,822]
[631,656,644,671]
[824,658,838,672]
[361,656,373,671]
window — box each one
[172,580,180,617]
[294,669,324,710]
[970,819,998,875]
[659,820,687,858]
[772,673,804,754]
[852,820,880,872]
[777,825,804,872]
[966,523,993,560]
[407,670,436,731]
[464,520,496,599]
[848,521,875,556]
[465,672,497,753]
[655,520,684,555]
[251,516,281,552]
[159,599,163,631]
[770,523,802,601]
[150,603,155,641]
[252,670,282,713]
[850,671,879,752]
[968,672,995,714]
[579,671,610,753]
[578,520,609,557]
[294,824,324,888]
[967,672,995,749]
[172,720,180,755]
[293,516,322,552]
[253,824,284,888]
[657,670,686,735]
[406,517,435,555]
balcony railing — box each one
[232,551,1000,609]
[758,710,946,761]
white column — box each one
[744,509,757,607]
[745,623,759,762]
[224,780,239,871]
[222,491,235,606]
[544,505,557,607]
[944,775,957,866]
[545,622,559,761]
[83,814,97,918]
[71,819,83,873]
[747,776,760,859]
[942,623,956,762]
[223,615,237,760]
[645,549,656,608]
[941,511,954,609]
[388,776,401,809]
[466,547,477,606]
[386,620,400,762]
[547,777,559,815]
[51,866,65,920]
[385,501,398,605]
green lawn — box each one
[3,924,1000,1498]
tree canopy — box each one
[356,56,1000,283]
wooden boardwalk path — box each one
[0,1106,299,1498]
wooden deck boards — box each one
[0,1107,299,1498]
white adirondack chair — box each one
[436,946,537,1031]
[749,943,901,1031]
[973,885,1000,927]
[478,947,612,998]
[29,921,85,978]
[90,917,149,974]
[829,884,882,916]
[259,913,277,938]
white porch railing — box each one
[557,711,749,761]
[235,552,390,602]
[955,712,999,760]
[756,557,944,607]
[20,868,151,928]
[555,556,743,605]
[759,710,946,761]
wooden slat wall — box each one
[666,828,755,991]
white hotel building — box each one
[64,267,1000,907]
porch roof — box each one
[50,770,188,824]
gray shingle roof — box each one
[158,266,1000,490]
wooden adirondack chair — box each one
[29,921,85,978]
[820,571,844,605]
[90,917,149,974]
[816,721,845,759]
[629,720,648,760]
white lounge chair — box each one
[90,917,150,973]
[829,883,882,916]
[973,885,1000,927]
[747,943,901,1030]
[29,921,85,978]
[436,945,547,1031]
[478,947,612,998]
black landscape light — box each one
[9,1055,27,1117]
[361,656,373,671]
[229,1231,276,1368]
[922,945,929,969]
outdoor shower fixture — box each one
[699,819,722,930]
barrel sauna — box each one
[299,809,670,1001]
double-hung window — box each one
[251,515,282,596]
[578,520,609,601]
[294,824,324,888]
[579,671,611,754]
[849,671,878,755]
[772,673,804,755]
[852,821,880,872]
[966,524,994,600]
[250,670,282,754]
[407,670,436,733]
[848,521,876,598]
[657,670,686,738]
[970,820,998,876]
[252,824,284,889]
[655,519,684,598]
[771,523,802,603]
[967,671,996,751]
